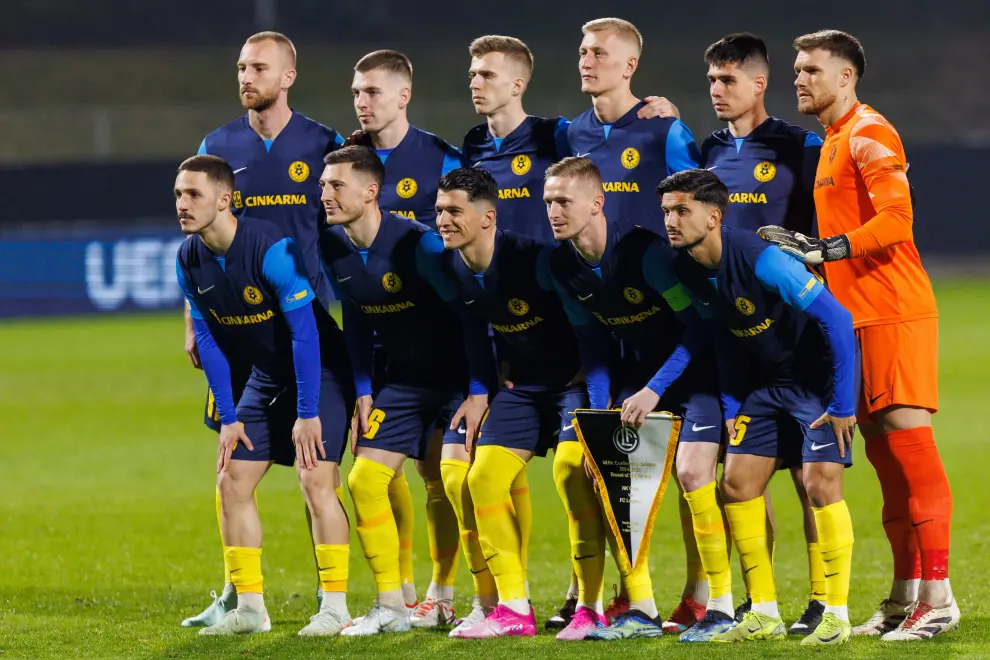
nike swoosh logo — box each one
[820,632,842,642]
[233,167,248,175]
[336,276,352,282]
[912,518,934,527]
[691,423,715,432]
[465,300,475,305]
[576,152,591,158]
[562,423,574,432]
[457,427,467,435]
[811,442,834,451]
[574,554,598,561]
[197,285,214,294]
[578,293,594,301]
[743,566,758,574]
[824,572,839,578]
[870,391,887,405]
[706,166,718,171]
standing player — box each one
[316,147,492,636]
[431,168,608,641]
[351,49,463,225]
[349,47,464,620]
[660,168,857,646]
[679,33,828,638]
[181,30,344,628]
[546,157,720,641]
[568,18,701,236]
[174,155,354,636]
[760,29,958,640]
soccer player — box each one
[316,146,491,636]
[568,18,700,236]
[678,33,829,638]
[430,168,608,641]
[660,168,857,646]
[351,49,463,225]
[174,155,354,636]
[546,157,719,640]
[349,48,464,620]
[181,31,345,628]
[760,30,957,640]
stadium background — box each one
[1,2,987,657]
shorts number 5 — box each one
[363,409,387,440]
[730,415,751,446]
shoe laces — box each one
[669,598,699,620]
[901,602,933,630]
[412,599,437,617]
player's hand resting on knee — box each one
[810,413,856,458]
[350,394,373,454]
[621,387,660,429]
[218,422,252,473]
[293,416,324,470]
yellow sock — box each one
[216,486,230,583]
[441,459,496,599]
[468,446,528,602]
[348,458,401,593]
[224,546,263,594]
[808,542,826,601]
[813,501,854,607]
[510,467,531,581]
[553,441,605,604]
[684,482,732,598]
[388,471,415,591]
[335,484,344,506]
[725,497,775,604]
[679,493,707,587]
[764,493,776,570]
[605,522,654,603]
[315,544,349,593]
[426,479,460,587]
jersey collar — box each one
[826,102,861,136]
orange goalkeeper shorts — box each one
[856,317,938,418]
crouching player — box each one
[174,155,355,636]
[661,169,856,645]
[430,168,608,640]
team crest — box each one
[753,161,776,183]
[397,177,418,199]
[735,296,755,315]
[243,286,264,305]
[508,298,530,316]
[233,191,243,209]
[288,161,310,183]
[621,147,640,170]
[511,155,532,176]
[623,287,644,304]
[612,426,640,454]
[382,272,403,293]
[829,145,837,163]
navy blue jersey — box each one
[442,230,580,387]
[675,226,855,416]
[567,103,700,235]
[177,217,346,385]
[198,111,344,304]
[462,116,572,241]
[373,125,463,225]
[701,117,823,234]
[320,213,468,394]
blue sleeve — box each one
[754,246,824,311]
[334,132,345,146]
[197,139,208,156]
[416,233,494,395]
[803,292,856,418]
[261,237,316,312]
[175,256,203,320]
[192,317,237,425]
[282,305,321,418]
[441,147,464,176]
[551,275,611,408]
[802,132,824,196]
[553,117,574,159]
[665,120,701,174]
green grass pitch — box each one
[1,279,987,659]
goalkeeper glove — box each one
[756,225,850,265]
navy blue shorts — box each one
[725,384,853,467]
[355,384,464,460]
[615,383,722,445]
[231,368,353,467]
[477,384,588,457]
[203,365,251,432]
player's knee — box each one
[802,466,844,508]
[677,461,714,493]
[346,460,384,504]
[298,467,337,511]
[466,462,492,500]
[415,457,440,482]
[216,470,254,507]
[719,471,759,503]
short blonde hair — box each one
[545,157,603,189]
[468,35,534,77]
[245,31,297,67]
[581,18,643,56]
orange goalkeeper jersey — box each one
[814,102,937,328]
